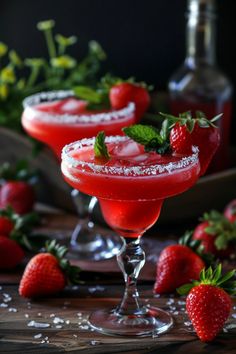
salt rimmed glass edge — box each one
[22,90,135,124]
[61,136,199,176]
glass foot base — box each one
[68,225,122,261]
[88,306,173,336]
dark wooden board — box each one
[0,285,236,354]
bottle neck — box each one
[186,1,216,66]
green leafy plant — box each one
[0,19,106,132]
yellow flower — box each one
[0,42,8,57]
[0,83,9,100]
[55,34,77,47]
[9,50,23,67]
[51,55,76,69]
[37,20,55,31]
[0,66,16,84]
[25,58,45,67]
[89,41,106,60]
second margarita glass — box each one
[21,90,137,260]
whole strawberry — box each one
[162,111,221,175]
[19,240,80,298]
[0,236,25,269]
[193,210,236,258]
[0,215,14,236]
[178,264,236,342]
[224,199,236,223]
[154,232,205,294]
[0,181,35,214]
[109,82,150,121]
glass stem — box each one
[116,237,145,316]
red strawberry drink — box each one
[22,91,136,159]
[61,135,200,336]
[21,90,136,261]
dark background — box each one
[0,0,236,142]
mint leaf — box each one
[94,131,110,160]
[73,86,103,103]
[123,124,170,154]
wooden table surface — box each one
[1,209,236,354]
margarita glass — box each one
[61,135,200,336]
[22,90,136,260]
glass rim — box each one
[22,90,135,124]
[61,135,199,177]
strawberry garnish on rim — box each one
[178,264,236,342]
[160,111,222,176]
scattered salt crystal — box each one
[225,323,236,330]
[90,340,100,346]
[79,324,89,330]
[231,313,236,319]
[53,317,64,324]
[27,321,50,328]
[166,299,174,305]
[184,321,192,327]
[152,332,159,339]
[65,320,70,325]
[8,307,17,312]
[72,285,79,290]
[177,301,186,306]
[0,303,8,308]
[3,295,12,303]
[55,325,63,329]
[88,285,105,294]
[180,307,185,312]
[34,333,42,339]
[173,311,179,315]
[40,340,45,343]
[50,314,55,318]
[25,314,29,318]
[0,286,2,290]
[37,313,42,317]
[169,306,176,311]
[73,334,78,338]
[233,306,236,310]
[77,312,82,317]
[223,328,228,333]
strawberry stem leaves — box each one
[177,264,236,296]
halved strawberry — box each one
[224,199,236,223]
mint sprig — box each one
[123,124,170,155]
[94,131,110,160]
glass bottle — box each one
[168,0,233,172]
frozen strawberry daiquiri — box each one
[22,90,136,159]
[61,134,200,336]
[21,90,140,261]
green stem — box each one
[27,67,40,88]
[44,30,56,58]
[58,44,65,55]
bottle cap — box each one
[188,0,216,18]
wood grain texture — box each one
[0,286,236,354]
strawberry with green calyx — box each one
[160,111,221,175]
[19,240,81,298]
[178,264,236,342]
[73,74,151,120]
[154,231,205,294]
[193,210,236,258]
[224,199,236,223]
[0,160,37,214]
